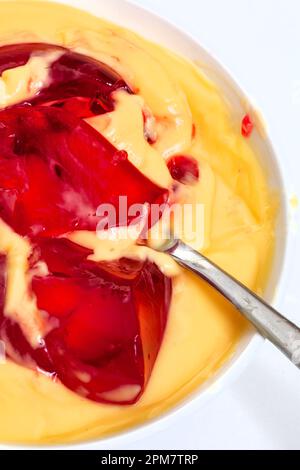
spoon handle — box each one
[166,240,300,368]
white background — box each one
[125,0,300,450]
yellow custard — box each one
[0,1,276,444]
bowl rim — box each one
[0,0,289,449]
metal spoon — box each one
[160,238,300,368]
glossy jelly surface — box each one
[0,43,171,404]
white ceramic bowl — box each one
[1,0,288,449]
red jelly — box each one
[0,239,171,404]
[241,114,254,138]
[0,106,167,237]
[167,155,199,184]
[0,43,130,117]
[0,43,172,405]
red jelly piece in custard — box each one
[0,239,172,404]
[0,44,172,405]
[0,43,130,117]
[167,155,199,184]
[241,114,254,138]
[0,105,167,237]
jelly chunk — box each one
[0,106,168,237]
[0,43,172,406]
[0,239,172,404]
[241,114,254,138]
[167,155,199,184]
[0,43,129,117]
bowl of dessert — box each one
[0,0,286,447]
